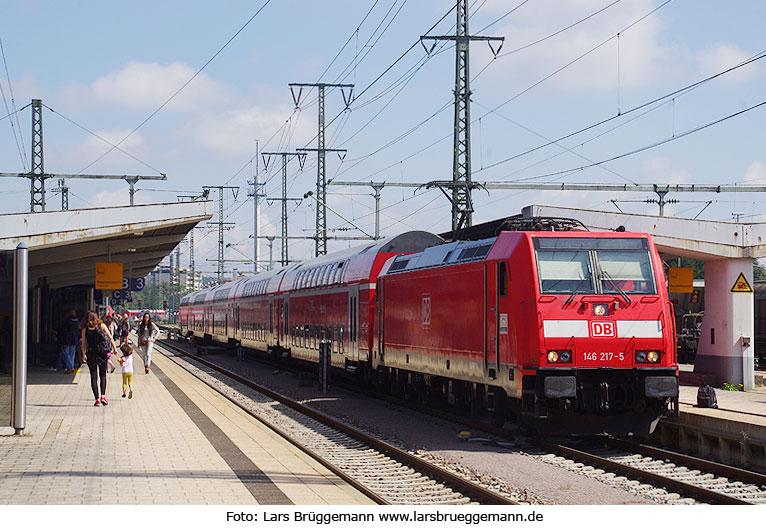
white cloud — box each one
[71,61,234,112]
[479,0,677,91]
[697,44,758,84]
[185,104,313,156]
[638,156,691,184]
[743,160,766,183]
[52,128,147,172]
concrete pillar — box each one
[694,258,755,389]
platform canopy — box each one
[0,201,212,288]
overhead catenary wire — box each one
[42,103,165,175]
[475,46,766,177]
[512,98,766,182]
[0,36,27,172]
[336,0,662,183]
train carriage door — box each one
[269,299,274,344]
[281,298,289,348]
[234,302,242,340]
[349,285,359,362]
[377,278,384,365]
[485,261,499,375]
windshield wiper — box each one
[564,276,590,306]
[600,268,631,306]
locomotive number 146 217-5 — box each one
[583,351,624,361]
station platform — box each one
[655,365,766,471]
[0,349,373,505]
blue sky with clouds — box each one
[2,1,765,276]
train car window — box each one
[389,259,409,272]
[537,250,595,294]
[498,261,508,296]
[534,237,647,250]
[596,250,657,294]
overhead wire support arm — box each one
[329,180,766,219]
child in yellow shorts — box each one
[119,343,134,399]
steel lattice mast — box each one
[421,1,503,231]
[289,83,352,256]
[261,152,304,266]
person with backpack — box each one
[58,310,80,374]
[81,310,118,407]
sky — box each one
[2,0,766,278]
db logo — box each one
[589,321,615,338]
[422,295,431,327]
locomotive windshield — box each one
[535,237,656,295]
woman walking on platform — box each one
[81,310,118,406]
[138,313,159,374]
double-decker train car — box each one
[180,225,678,435]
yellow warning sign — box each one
[730,272,753,293]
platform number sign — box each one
[121,278,145,291]
[111,289,132,304]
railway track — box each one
[528,437,766,505]
[154,338,519,506]
[159,333,765,505]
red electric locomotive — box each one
[376,230,678,434]
[180,224,678,435]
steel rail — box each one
[602,437,766,488]
[534,439,754,505]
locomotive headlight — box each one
[593,303,609,316]
[546,350,573,363]
[647,350,660,363]
[635,351,647,363]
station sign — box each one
[95,262,123,290]
[668,267,693,293]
